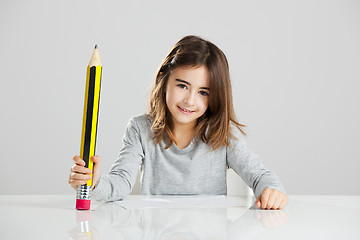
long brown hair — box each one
[149,35,245,150]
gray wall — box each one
[0,0,359,195]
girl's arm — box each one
[91,117,144,202]
[226,126,287,200]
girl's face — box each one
[165,65,210,130]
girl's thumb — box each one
[255,196,261,208]
[91,155,101,163]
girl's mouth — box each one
[178,106,194,114]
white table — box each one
[0,195,359,239]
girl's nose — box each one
[184,92,195,106]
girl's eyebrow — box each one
[175,79,210,90]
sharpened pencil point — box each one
[94,44,98,49]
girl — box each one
[69,35,288,210]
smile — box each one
[178,106,194,114]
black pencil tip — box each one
[94,44,98,49]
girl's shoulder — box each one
[129,113,152,123]
[227,121,247,149]
[229,121,245,138]
[127,113,153,131]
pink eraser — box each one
[76,199,91,210]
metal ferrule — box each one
[76,185,92,200]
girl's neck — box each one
[172,121,196,136]
[172,121,197,149]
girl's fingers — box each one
[260,190,270,209]
[255,197,261,208]
[257,189,289,210]
[71,164,92,174]
[73,155,85,166]
[70,172,92,181]
[272,196,283,210]
[69,155,101,190]
[68,172,87,189]
[69,179,88,188]
[265,196,274,210]
[256,189,289,210]
[91,155,101,164]
[90,155,101,189]
[266,191,280,209]
[279,196,289,210]
[68,173,72,184]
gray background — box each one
[0,0,359,195]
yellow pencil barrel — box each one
[81,65,101,185]
[76,45,102,210]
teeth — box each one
[180,107,192,112]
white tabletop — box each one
[0,195,359,240]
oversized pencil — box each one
[76,45,102,210]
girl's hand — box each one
[68,155,101,190]
[255,188,289,210]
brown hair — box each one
[149,35,245,150]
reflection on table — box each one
[68,195,288,240]
[0,195,359,240]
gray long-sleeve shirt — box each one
[91,114,286,201]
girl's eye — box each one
[199,91,209,96]
[177,84,187,89]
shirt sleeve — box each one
[226,126,286,198]
[91,117,144,202]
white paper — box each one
[115,195,248,209]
